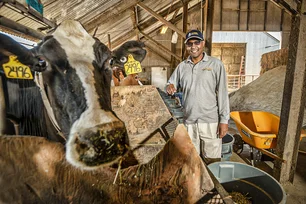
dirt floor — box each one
[228,119,306,204]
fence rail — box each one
[227,74,259,92]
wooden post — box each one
[202,0,208,35]
[131,6,140,40]
[205,0,214,56]
[181,1,188,60]
[108,34,111,50]
[0,76,6,135]
[170,31,177,69]
[273,0,306,184]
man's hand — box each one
[218,123,228,138]
[166,84,177,95]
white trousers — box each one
[186,123,222,158]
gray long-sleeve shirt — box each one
[168,53,230,124]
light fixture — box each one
[160,25,168,34]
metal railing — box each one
[227,74,259,92]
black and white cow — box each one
[0,20,146,169]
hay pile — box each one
[229,65,306,127]
[260,48,288,75]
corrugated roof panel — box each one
[95,10,133,43]
[138,0,181,24]
[76,0,122,23]
[42,0,119,24]
[0,2,55,34]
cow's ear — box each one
[114,41,147,63]
[0,33,38,66]
[93,39,111,69]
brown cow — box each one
[0,125,216,203]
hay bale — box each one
[260,48,288,75]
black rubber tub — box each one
[208,161,286,204]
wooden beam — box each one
[220,0,223,30]
[111,2,201,52]
[93,27,99,37]
[137,2,186,37]
[247,0,250,30]
[0,15,44,39]
[110,0,185,50]
[139,30,181,61]
[264,1,268,30]
[181,1,188,60]
[270,0,297,15]
[273,0,306,184]
[170,31,178,71]
[171,8,180,71]
[108,34,111,50]
[205,0,214,56]
[141,2,201,38]
[238,0,241,30]
[2,0,56,28]
[201,0,205,33]
[203,0,208,36]
[85,0,140,33]
[280,8,284,31]
[0,76,5,135]
[134,6,140,40]
[130,8,138,39]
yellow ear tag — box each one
[2,55,33,79]
[124,54,142,75]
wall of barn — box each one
[140,2,289,86]
[211,43,246,75]
[213,32,280,76]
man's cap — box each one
[184,30,204,43]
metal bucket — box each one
[208,161,286,204]
[221,134,235,160]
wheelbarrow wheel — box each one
[233,134,244,154]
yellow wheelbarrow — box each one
[230,111,306,165]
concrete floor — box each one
[228,120,306,204]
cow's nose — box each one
[70,120,129,167]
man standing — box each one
[166,29,230,162]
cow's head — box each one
[27,20,130,169]
[111,41,147,81]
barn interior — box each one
[0,0,306,203]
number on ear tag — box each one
[2,55,33,79]
[124,54,142,75]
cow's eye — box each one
[120,57,127,63]
[109,58,113,66]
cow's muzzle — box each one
[66,120,129,168]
